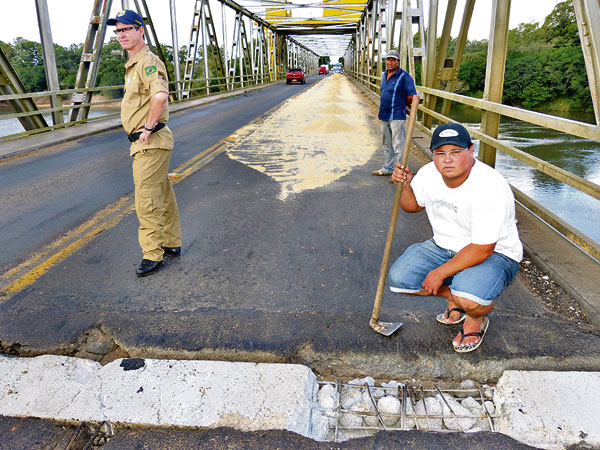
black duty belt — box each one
[127,122,166,143]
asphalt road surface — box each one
[1,74,600,384]
[0,79,315,273]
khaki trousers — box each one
[132,148,182,261]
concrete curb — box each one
[2,355,599,449]
[0,81,284,162]
[0,355,316,437]
[495,370,600,449]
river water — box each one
[1,106,599,245]
[449,107,600,246]
[0,108,118,137]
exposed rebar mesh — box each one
[312,379,497,442]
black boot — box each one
[162,246,181,257]
[136,259,163,277]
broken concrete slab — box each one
[494,370,600,449]
[0,355,317,437]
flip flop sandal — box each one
[453,317,490,353]
[435,307,466,325]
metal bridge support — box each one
[252,24,270,84]
[69,0,112,123]
[348,0,425,90]
[398,0,425,80]
[131,0,167,64]
[400,0,410,71]
[422,0,475,128]
[423,0,438,102]
[573,0,600,125]
[71,0,166,120]
[202,0,227,92]
[229,11,254,89]
[0,47,48,131]
[479,0,511,168]
[182,0,203,99]
[182,0,226,99]
[35,0,63,126]
[169,0,182,100]
[276,33,288,78]
[439,0,475,118]
[376,0,387,77]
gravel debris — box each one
[518,253,597,332]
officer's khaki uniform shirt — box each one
[122,45,173,156]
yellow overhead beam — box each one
[266,0,291,19]
[323,0,366,19]
[261,0,367,26]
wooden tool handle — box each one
[371,95,420,323]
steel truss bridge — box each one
[1,0,600,261]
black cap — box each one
[430,123,473,150]
[107,10,144,27]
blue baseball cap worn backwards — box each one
[430,123,473,150]
[107,10,144,27]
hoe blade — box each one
[370,320,403,336]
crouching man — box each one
[389,123,522,353]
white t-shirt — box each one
[411,159,523,262]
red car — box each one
[286,68,306,84]
[319,65,329,75]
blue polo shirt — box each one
[378,68,416,121]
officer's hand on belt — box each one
[139,128,152,145]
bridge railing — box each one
[346,69,600,262]
[0,72,287,141]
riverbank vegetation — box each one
[0,0,593,111]
[451,0,591,111]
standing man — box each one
[388,123,522,352]
[372,49,417,178]
[108,10,182,277]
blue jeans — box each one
[388,239,520,306]
[381,120,406,173]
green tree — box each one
[10,37,44,67]
[503,53,551,108]
[507,22,547,52]
[319,56,330,66]
[464,39,488,54]
[6,38,46,91]
[457,51,487,93]
[96,41,126,98]
[542,0,579,47]
[54,43,82,89]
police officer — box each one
[108,10,182,277]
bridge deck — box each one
[0,75,599,381]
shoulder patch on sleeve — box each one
[144,66,157,76]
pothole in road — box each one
[75,326,129,364]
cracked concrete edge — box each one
[0,81,285,162]
[4,320,600,384]
[0,354,317,437]
[494,370,600,449]
[301,350,600,384]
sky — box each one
[0,0,562,59]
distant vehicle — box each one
[319,65,329,75]
[331,66,343,74]
[286,68,306,84]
